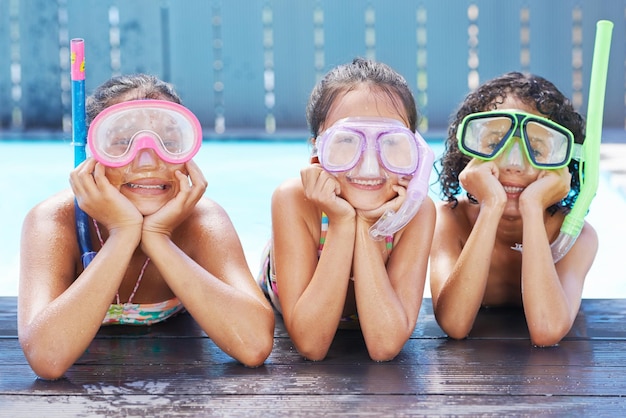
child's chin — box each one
[351,201,386,213]
[136,202,168,217]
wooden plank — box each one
[3,334,626,396]
[6,298,626,340]
[4,297,626,416]
[2,358,626,396]
[2,393,625,416]
[3,336,626,371]
[0,297,17,337]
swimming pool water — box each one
[1,140,624,297]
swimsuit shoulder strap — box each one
[93,219,150,304]
[319,212,393,253]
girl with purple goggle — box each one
[315,117,423,175]
[315,116,434,239]
[256,58,436,363]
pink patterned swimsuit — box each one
[102,298,185,326]
[94,220,185,326]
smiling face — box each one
[104,149,187,216]
[96,95,189,216]
[488,96,546,213]
[317,86,411,211]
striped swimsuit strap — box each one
[318,212,393,255]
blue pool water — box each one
[1,139,624,297]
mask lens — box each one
[100,110,147,158]
[321,129,363,171]
[461,116,513,158]
[524,121,570,166]
[379,132,417,174]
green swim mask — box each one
[457,110,579,169]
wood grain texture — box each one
[2,297,626,415]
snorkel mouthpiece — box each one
[369,131,434,239]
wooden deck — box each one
[2,297,626,416]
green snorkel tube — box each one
[551,20,613,262]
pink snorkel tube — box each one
[369,131,434,239]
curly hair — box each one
[438,71,586,214]
[86,74,181,125]
[306,57,418,137]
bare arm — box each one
[430,160,506,339]
[140,161,274,366]
[141,206,275,366]
[518,169,597,346]
[18,160,145,380]
[353,197,435,361]
[273,169,357,361]
[18,192,141,380]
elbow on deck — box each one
[294,342,331,362]
[529,323,571,348]
[367,344,403,362]
[236,338,275,368]
[19,329,75,380]
[22,349,72,381]
[437,318,472,341]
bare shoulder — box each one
[20,189,80,286]
[24,189,76,230]
[418,195,436,214]
[581,220,598,242]
[399,195,436,237]
[272,177,317,215]
[434,198,473,234]
[553,218,598,274]
[179,197,233,232]
[393,196,436,252]
[174,197,243,258]
[271,177,320,242]
[575,220,599,256]
[272,177,305,203]
[271,177,316,218]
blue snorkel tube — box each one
[550,21,613,262]
[71,38,96,268]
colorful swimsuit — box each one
[93,220,185,326]
[256,213,394,322]
[102,298,185,325]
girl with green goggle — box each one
[430,71,598,348]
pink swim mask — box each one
[88,100,202,167]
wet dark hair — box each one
[438,71,585,214]
[86,74,181,125]
[306,57,418,137]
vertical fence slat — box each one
[0,0,11,130]
[166,0,214,129]
[19,0,62,129]
[219,0,266,132]
[115,1,163,77]
[1,0,625,135]
[422,2,469,130]
[272,0,316,131]
[66,1,115,102]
